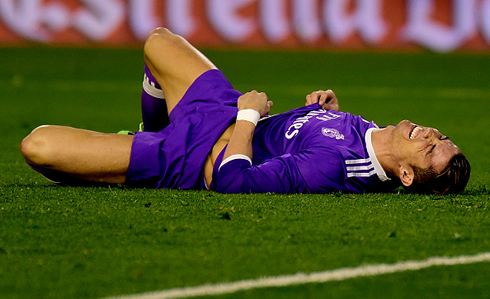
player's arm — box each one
[215,153,308,193]
[214,149,344,193]
[305,89,340,111]
[221,90,273,164]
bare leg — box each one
[21,125,133,184]
[21,28,215,185]
[143,27,217,114]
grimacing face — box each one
[389,120,461,176]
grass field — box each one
[0,46,489,298]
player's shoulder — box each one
[293,147,349,192]
[296,146,345,174]
[300,147,381,193]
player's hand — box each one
[305,89,340,111]
[238,90,273,117]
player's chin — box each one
[396,120,412,128]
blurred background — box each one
[0,0,489,52]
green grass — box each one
[0,46,489,298]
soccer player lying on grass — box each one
[20,27,470,194]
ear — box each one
[399,165,414,187]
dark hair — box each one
[406,154,471,194]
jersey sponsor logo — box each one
[285,110,340,139]
[322,128,345,140]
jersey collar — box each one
[365,128,390,182]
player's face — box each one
[389,120,461,175]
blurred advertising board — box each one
[0,0,489,52]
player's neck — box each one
[371,127,400,179]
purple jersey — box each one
[212,105,392,193]
[128,68,393,193]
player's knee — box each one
[148,27,174,39]
[144,27,182,62]
[144,28,173,52]
[21,125,56,167]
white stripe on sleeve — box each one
[219,154,252,171]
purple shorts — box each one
[126,69,240,189]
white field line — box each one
[107,252,490,299]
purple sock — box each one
[141,65,170,132]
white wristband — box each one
[236,109,260,126]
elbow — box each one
[214,174,248,194]
[215,180,243,194]
[214,161,257,193]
